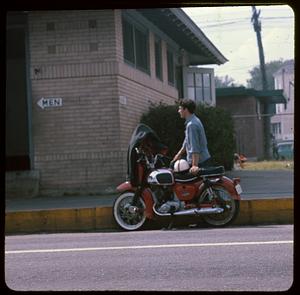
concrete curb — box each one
[5,198,293,234]
[233,198,293,225]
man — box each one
[172,99,211,174]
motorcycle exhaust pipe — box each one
[153,205,224,217]
[174,207,224,216]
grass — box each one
[242,160,294,170]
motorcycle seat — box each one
[198,166,225,176]
[174,166,225,183]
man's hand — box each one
[189,165,200,175]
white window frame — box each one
[167,47,175,86]
[271,122,282,135]
[122,14,150,75]
[183,67,216,106]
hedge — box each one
[140,102,236,170]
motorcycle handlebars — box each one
[135,148,171,170]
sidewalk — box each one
[5,170,293,234]
[6,194,117,212]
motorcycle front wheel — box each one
[201,186,240,227]
[113,191,147,231]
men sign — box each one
[37,97,63,109]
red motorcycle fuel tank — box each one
[174,181,201,201]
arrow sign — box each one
[37,97,63,109]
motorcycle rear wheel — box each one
[201,186,240,227]
[113,191,147,231]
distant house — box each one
[6,9,227,197]
[271,60,294,142]
[216,87,285,160]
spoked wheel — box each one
[113,192,147,231]
[201,186,240,227]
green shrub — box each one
[140,101,236,170]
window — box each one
[203,73,211,103]
[135,27,148,71]
[46,22,55,31]
[176,66,183,98]
[89,43,98,52]
[256,100,262,119]
[186,72,212,104]
[155,38,162,80]
[276,104,284,114]
[272,123,282,135]
[123,19,135,64]
[167,49,175,85]
[88,20,97,29]
[122,17,149,74]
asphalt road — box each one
[5,225,293,291]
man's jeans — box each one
[199,157,212,168]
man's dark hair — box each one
[179,98,196,113]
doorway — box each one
[6,12,31,171]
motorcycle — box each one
[113,124,242,231]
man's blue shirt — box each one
[182,114,211,165]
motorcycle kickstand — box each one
[163,206,176,230]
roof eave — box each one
[216,87,287,104]
[169,8,228,65]
[138,8,227,65]
[189,54,225,66]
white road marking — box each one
[5,240,293,254]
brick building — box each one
[216,87,285,160]
[6,9,227,197]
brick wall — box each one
[28,10,180,195]
[216,95,264,159]
[31,77,123,195]
[116,16,179,177]
[29,10,124,195]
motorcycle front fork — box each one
[131,185,143,206]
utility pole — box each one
[251,6,271,159]
[251,6,268,91]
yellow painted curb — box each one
[5,207,116,234]
[234,198,293,225]
[5,198,293,234]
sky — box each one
[182,5,294,86]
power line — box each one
[261,16,293,20]
[201,17,293,28]
[194,15,292,25]
[232,113,294,118]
